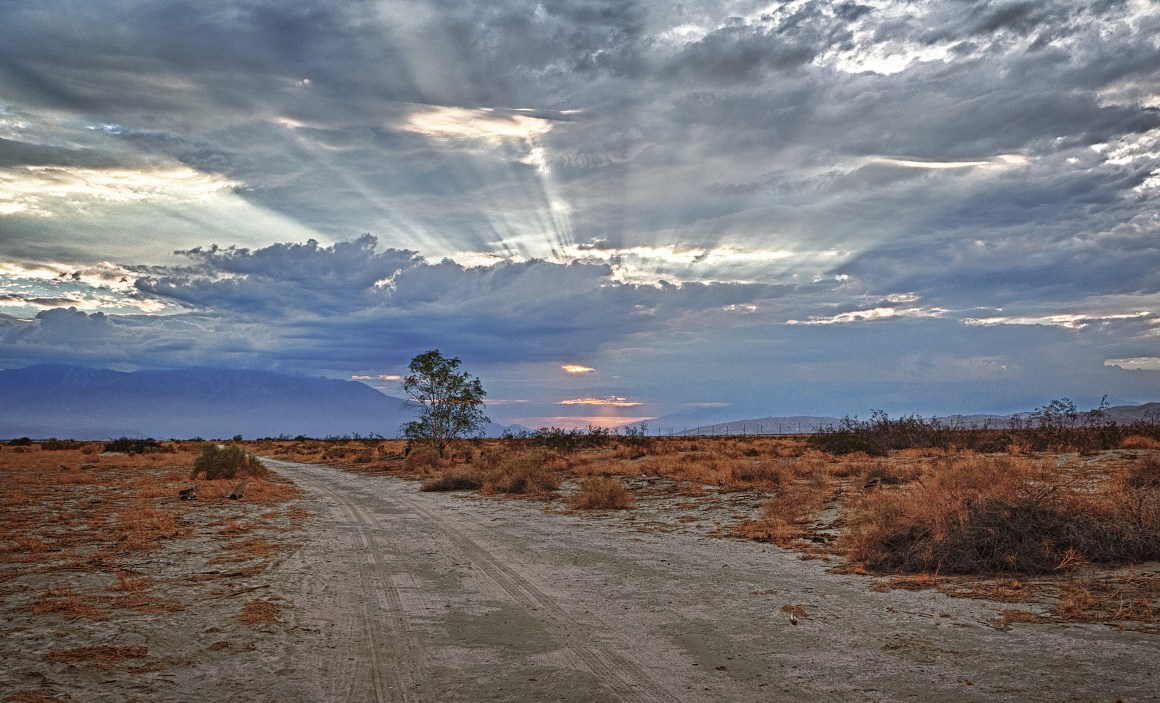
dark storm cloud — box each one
[658,24,818,84]
[126,236,784,367]
[135,236,421,316]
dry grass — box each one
[1122,435,1160,450]
[870,572,942,593]
[31,582,104,620]
[238,597,286,625]
[402,445,444,472]
[420,467,483,492]
[45,645,149,669]
[115,500,188,549]
[1051,574,1159,624]
[569,476,635,510]
[996,609,1051,628]
[4,691,72,703]
[112,571,151,592]
[235,537,280,557]
[839,454,1160,574]
[481,449,562,496]
[780,603,809,619]
[287,504,310,522]
[0,439,305,649]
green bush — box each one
[190,443,267,481]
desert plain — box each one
[1,434,1158,702]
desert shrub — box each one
[7,437,33,446]
[808,411,992,456]
[403,445,443,472]
[736,483,829,546]
[730,462,788,486]
[322,446,352,460]
[420,468,484,492]
[1007,397,1126,453]
[809,401,1131,456]
[103,437,166,454]
[862,461,917,486]
[612,444,648,461]
[473,446,506,472]
[41,438,83,451]
[483,449,560,495]
[807,412,913,456]
[620,425,652,451]
[506,426,617,452]
[1122,435,1160,450]
[1124,418,1160,442]
[569,476,634,510]
[444,444,474,464]
[190,443,267,480]
[841,456,1160,574]
[1123,454,1160,490]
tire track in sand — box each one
[380,482,708,703]
[267,459,710,703]
[265,460,427,703]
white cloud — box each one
[872,154,1029,170]
[964,311,1153,329]
[397,106,552,144]
[1103,127,1160,165]
[822,38,957,76]
[0,166,242,217]
[787,306,947,325]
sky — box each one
[1,0,1159,430]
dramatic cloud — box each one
[2,0,1159,425]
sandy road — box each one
[264,459,1159,702]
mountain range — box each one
[0,364,414,440]
[3,364,1157,440]
[660,404,1160,436]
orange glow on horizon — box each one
[558,396,642,407]
[507,415,654,430]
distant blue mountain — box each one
[631,408,841,436]
[0,364,414,440]
[642,405,1160,436]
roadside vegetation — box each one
[191,442,269,480]
[254,398,1160,629]
[0,440,300,618]
[0,439,306,700]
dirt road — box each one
[258,459,1157,702]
